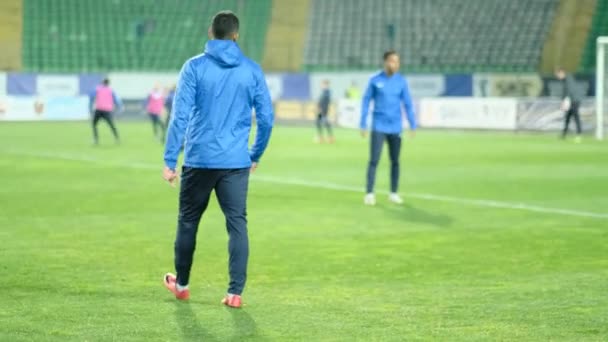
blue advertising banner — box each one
[281,73,310,100]
[7,73,36,95]
[79,74,105,96]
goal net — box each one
[596,37,608,140]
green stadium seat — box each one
[304,0,559,73]
[23,0,271,72]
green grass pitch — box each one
[0,122,607,341]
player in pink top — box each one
[145,84,166,142]
[89,78,122,145]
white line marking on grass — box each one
[252,176,608,219]
[5,149,608,220]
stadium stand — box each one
[540,0,595,75]
[22,0,271,72]
[303,0,559,72]
[0,0,23,70]
[262,0,310,72]
[580,0,608,72]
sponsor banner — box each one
[310,72,372,103]
[273,101,335,122]
[107,72,179,98]
[474,74,543,97]
[337,99,363,129]
[37,75,79,96]
[336,99,419,129]
[120,99,154,120]
[265,74,283,102]
[407,75,446,98]
[7,73,36,95]
[105,72,302,102]
[420,97,517,130]
[0,96,89,121]
[0,97,43,120]
[517,98,598,131]
[542,76,594,98]
[444,74,474,96]
[79,74,104,95]
[310,72,452,103]
[0,72,6,96]
[274,101,307,120]
[281,73,310,100]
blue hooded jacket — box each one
[360,71,416,134]
[164,40,274,170]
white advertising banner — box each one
[108,72,179,98]
[265,74,283,102]
[517,98,597,131]
[310,72,446,102]
[337,99,420,129]
[420,97,517,130]
[407,75,445,98]
[473,73,543,97]
[0,96,89,121]
[310,72,373,101]
[0,72,6,96]
[37,75,79,96]
[337,99,362,129]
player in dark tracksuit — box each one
[316,80,334,143]
[555,68,584,140]
[162,11,273,308]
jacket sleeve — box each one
[164,60,196,170]
[360,79,374,130]
[401,78,417,130]
[112,91,123,111]
[249,66,274,163]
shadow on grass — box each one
[383,203,453,227]
[228,308,265,341]
[174,301,216,341]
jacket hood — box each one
[204,40,242,67]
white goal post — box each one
[596,36,608,140]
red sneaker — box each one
[163,273,190,300]
[221,294,242,308]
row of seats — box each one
[23,0,271,72]
[304,0,558,72]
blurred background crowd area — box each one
[0,0,607,132]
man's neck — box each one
[384,69,395,76]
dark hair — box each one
[102,78,110,85]
[211,11,239,39]
[383,50,398,60]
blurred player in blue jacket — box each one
[360,50,416,206]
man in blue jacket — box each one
[360,50,416,206]
[162,11,274,308]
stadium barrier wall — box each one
[333,97,602,132]
[1,72,596,100]
[0,96,89,121]
[0,72,6,96]
[517,98,598,131]
[1,72,601,129]
[419,98,518,130]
